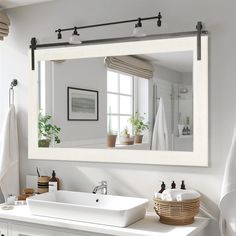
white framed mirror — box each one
[28,36,208,166]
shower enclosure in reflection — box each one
[153,76,193,152]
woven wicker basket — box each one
[153,197,200,225]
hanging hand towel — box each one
[0,105,19,200]
[151,97,169,150]
[219,124,236,236]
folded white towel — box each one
[176,191,200,201]
[0,105,19,200]
[154,192,162,199]
[161,189,184,201]
[161,189,200,201]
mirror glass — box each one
[38,51,193,152]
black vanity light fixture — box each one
[30,12,208,70]
[55,12,163,42]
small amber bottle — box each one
[49,170,59,192]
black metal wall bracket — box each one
[30,37,37,70]
[196,21,203,61]
[10,79,18,88]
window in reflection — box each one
[107,70,134,142]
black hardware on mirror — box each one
[196,21,203,61]
[29,12,208,70]
[30,37,37,70]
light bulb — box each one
[132,26,146,37]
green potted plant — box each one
[120,127,134,145]
[121,127,130,138]
[38,111,61,147]
[129,112,149,144]
[107,107,117,148]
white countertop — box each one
[0,205,209,236]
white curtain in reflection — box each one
[105,56,153,79]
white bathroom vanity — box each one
[0,205,209,236]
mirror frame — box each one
[28,36,208,166]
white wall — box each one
[181,72,192,86]
[1,0,235,234]
[153,64,182,84]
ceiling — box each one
[139,51,193,73]
[0,0,54,9]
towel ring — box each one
[9,79,18,107]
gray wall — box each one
[0,0,235,234]
[52,58,107,143]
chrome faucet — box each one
[92,181,107,195]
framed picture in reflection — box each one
[67,87,99,121]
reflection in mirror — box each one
[38,51,193,152]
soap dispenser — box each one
[180,180,186,190]
[49,170,59,192]
[158,181,166,193]
[171,181,176,189]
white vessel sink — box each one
[27,190,149,227]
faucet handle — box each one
[100,181,107,185]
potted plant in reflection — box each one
[107,107,117,148]
[129,112,149,144]
[120,127,134,145]
[38,111,61,147]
